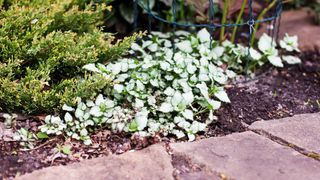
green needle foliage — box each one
[0,0,142,114]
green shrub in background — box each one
[0,0,143,114]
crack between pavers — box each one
[163,142,231,180]
[251,129,320,162]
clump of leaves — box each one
[38,28,301,144]
[0,0,143,114]
[13,128,37,149]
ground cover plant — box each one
[32,28,301,145]
[2,50,319,179]
[0,0,142,114]
[2,0,318,179]
[0,0,302,150]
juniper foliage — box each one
[0,0,142,114]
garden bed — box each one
[1,51,319,179]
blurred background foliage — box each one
[103,0,320,35]
[0,0,318,35]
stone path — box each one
[17,113,320,180]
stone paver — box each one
[258,9,320,51]
[176,171,220,180]
[171,131,320,180]
[17,113,320,180]
[17,144,174,180]
[250,113,320,154]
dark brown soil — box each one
[207,51,320,137]
[1,52,320,179]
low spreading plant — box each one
[0,0,142,114]
[38,29,300,145]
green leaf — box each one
[214,89,231,103]
[282,55,301,64]
[20,128,28,137]
[159,102,174,113]
[197,28,211,43]
[258,33,275,53]
[62,145,71,155]
[176,40,193,53]
[83,64,100,73]
[64,112,73,122]
[36,132,49,139]
[80,128,88,136]
[119,3,134,24]
[135,110,148,130]
[114,84,124,93]
[138,0,156,11]
[129,121,138,132]
[182,109,194,120]
[268,56,284,67]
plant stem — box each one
[250,0,277,46]
[220,0,230,43]
[194,108,208,116]
[180,0,185,20]
[231,0,247,43]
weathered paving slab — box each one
[176,171,221,180]
[17,144,174,180]
[250,113,320,154]
[171,153,221,180]
[171,131,320,180]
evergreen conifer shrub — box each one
[0,0,142,114]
